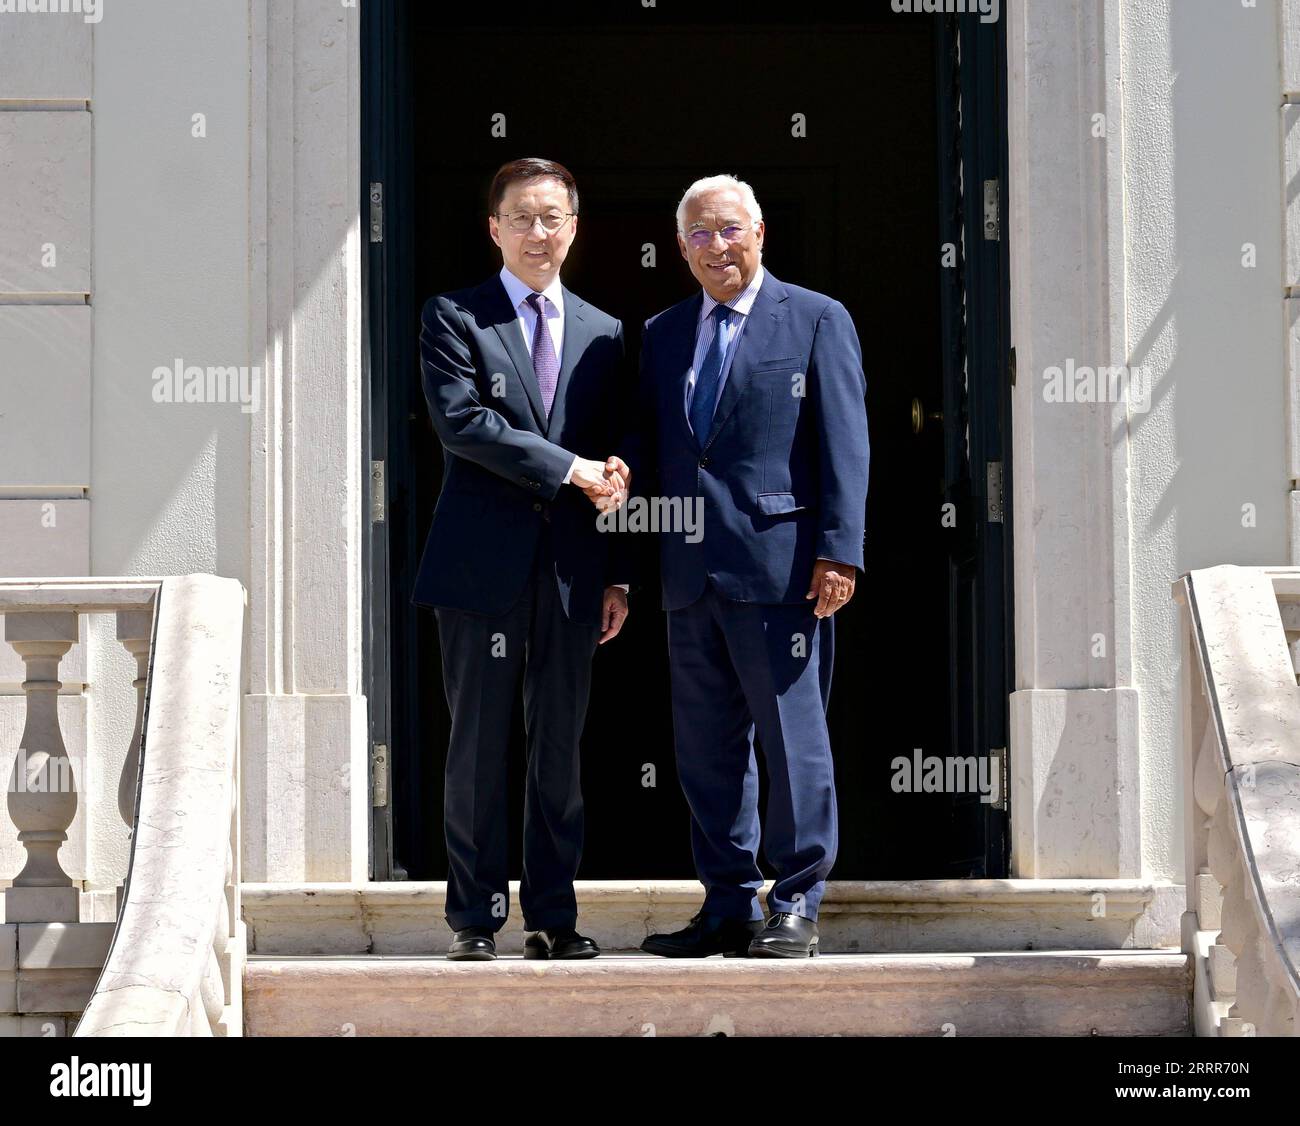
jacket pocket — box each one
[749,355,802,372]
[756,491,808,515]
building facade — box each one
[1,1,1298,1033]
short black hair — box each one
[488,157,579,216]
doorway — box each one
[362,0,1013,882]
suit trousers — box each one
[666,580,838,921]
[435,523,600,932]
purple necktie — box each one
[526,292,558,417]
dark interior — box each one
[386,1,981,882]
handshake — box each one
[571,456,632,513]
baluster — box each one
[114,610,153,830]
[3,611,80,924]
[113,609,153,917]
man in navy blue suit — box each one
[629,174,870,958]
[411,158,632,962]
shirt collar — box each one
[499,264,564,315]
[700,263,765,321]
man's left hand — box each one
[599,586,629,643]
[806,558,856,618]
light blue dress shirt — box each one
[683,263,766,426]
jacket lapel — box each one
[703,271,789,448]
[669,293,705,452]
[546,286,590,439]
[484,276,547,431]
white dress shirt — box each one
[684,263,766,426]
[498,266,627,593]
[498,266,573,482]
[499,264,566,368]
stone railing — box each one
[1172,564,1300,1037]
[1,575,246,1036]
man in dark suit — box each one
[412,158,631,962]
[628,174,869,959]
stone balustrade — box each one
[1173,565,1300,1037]
[0,575,246,1037]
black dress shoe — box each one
[448,926,496,961]
[641,911,765,958]
[523,927,600,960]
[748,912,819,958]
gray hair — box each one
[675,174,763,234]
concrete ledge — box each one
[18,921,114,968]
[242,879,1184,956]
[1,920,114,1022]
[0,889,123,924]
[14,968,99,1014]
[244,951,1191,1037]
[0,1014,79,1037]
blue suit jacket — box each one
[411,275,628,625]
[626,270,869,611]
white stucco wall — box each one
[0,0,251,891]
[93,4,251,582]
[1121,0,1288,882]
[90,0,252,885]
[1008,0,1291,887]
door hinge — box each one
[370,460,386,524]
[983,179,1000,241]
[990,747,1008,811]
[986,460,1003,523]
[369,182,383,243]
[371,742,389,808]
[1008,346,1017,387]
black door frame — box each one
[935,12,1014,877]
[360,3,1015,881]
[360,0,414,879]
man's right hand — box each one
[572,457,629,511]
[593,457,631,513]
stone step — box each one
[244,950,1191,1037]
[240,879,1184,956]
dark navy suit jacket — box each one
[411,274,628,625]
[626,270,869,611]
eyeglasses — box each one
[496,210,576,233]
[683,223,751,250]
